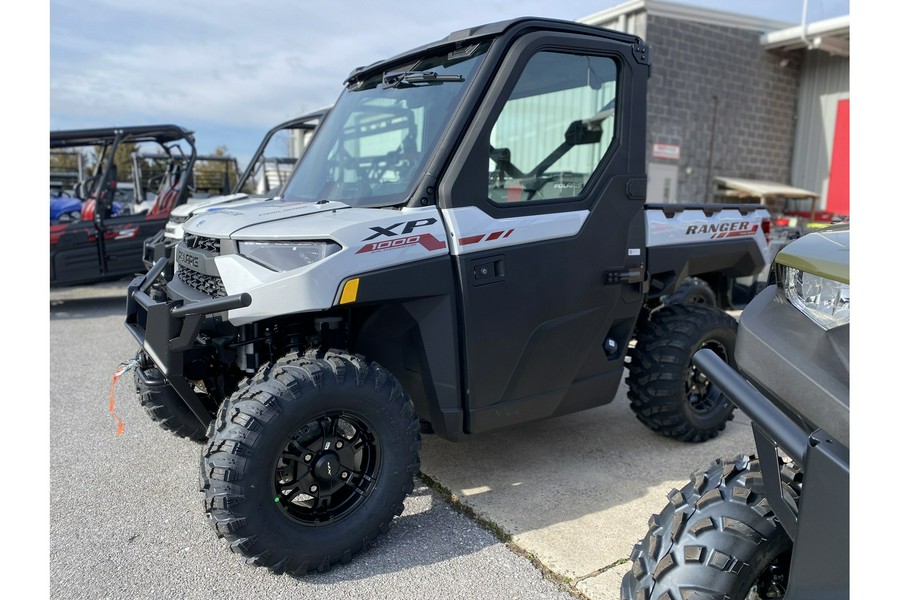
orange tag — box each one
[109,360,136,436]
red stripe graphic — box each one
[460,230,514,245]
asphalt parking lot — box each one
[49,281,756,600]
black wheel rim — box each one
[686,340,729,414]
[271,411,380,526]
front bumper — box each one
[125,257,252,424]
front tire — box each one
[134,367,208,442]
[622,455,797,600]
[201,349,421,575]
[626,304,738,442]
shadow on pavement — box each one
[297,483,499,583]
[50,295,128,320]
[50,281,130,320]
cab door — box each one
[438,31,650,434]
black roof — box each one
[49,124,195,149]
[267,105,332,133]
[344,17,638,85]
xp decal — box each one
[357,217,447,254]
[362,218,439,240]
[356,233,447,254]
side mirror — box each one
[565,120,602,146]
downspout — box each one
[799,0,821,50]
[800,0,810,48]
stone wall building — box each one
[579,0,849,213]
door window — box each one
[489,51,617,203]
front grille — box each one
[177,266,226,298]
[183,234,221,254]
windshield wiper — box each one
[382,70,463,88]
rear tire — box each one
[622,455,797,600]
[201,349,421,575]
[664,276,716,307]
[626,304,737,442]
[134,367,208,442]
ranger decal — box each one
[686,222,758,239]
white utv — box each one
[141,107,330,274]
[125,17,772,575]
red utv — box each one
[50,125,197,286]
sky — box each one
[47,0,851,168]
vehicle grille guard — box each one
[125,257,252,426]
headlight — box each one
[238,240,341,271]
[782,266,849,330]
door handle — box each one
[603,267,644,285]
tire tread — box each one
[621,455,795,600]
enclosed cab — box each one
[126,18,770,576]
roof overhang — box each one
[578,0,792,33]
[760,14,850,56]
[714,177,819,200]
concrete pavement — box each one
[418,382,755,599]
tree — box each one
[89,142,139,183]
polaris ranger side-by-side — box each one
[50,125,197,286]
[125,18,771,575]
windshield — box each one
[280,43,488,207]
